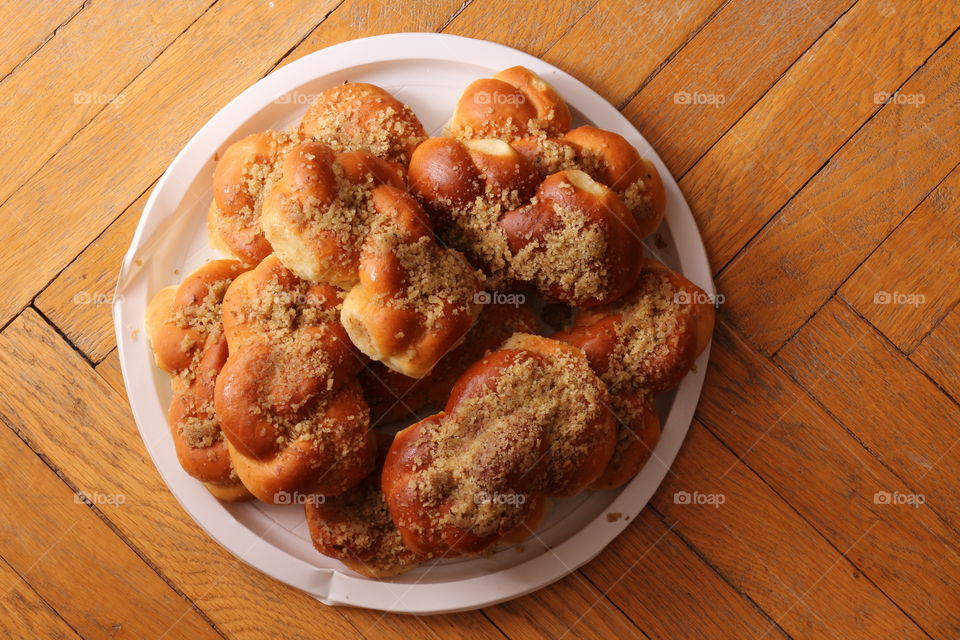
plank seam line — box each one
[261,0,348,77]
[646,505,794,640]
[0,0,89,88]
[770,157,960,360]
[30,304,96,369]
[573,566,654,640]
[667,0,861,179]
[0,0,220,218]
[615,0,735,111]
[712,22,960,283]
[694,411,939,640]
[0,553,84,640]
[909,296,960,354]
[0,409,230,640]
[436,0,476,32]
[537,0,603,57]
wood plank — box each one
[912,303,960,402]
[0,388,220,640]
[0,309,362,640]
[696,319,960,637]
[277,0,467,69]
[622,0,855,176]
[96,348,125,396]
[775,297,960,530]
[36,187,149,363]
[442,0,597,56]
[0,0,83,79]
[542,0,723,108]
[0,0,210,210]
[581,508,782,639]
[0,0,341,328]
[653,419,926,638]
[839,163,960,352]
[680,0,960,272]
[484,572,647,640]
[717,26,960,353]
[0,557,80,640]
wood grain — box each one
[698,320,960,637]
[0,0,341,328]
[652,420,926,638]
[839,163,960,352]
[776,298,960,532]
[0,556,79,640]
[0,0,82,79]
[0,392,220,640]
[717,26,960,353]
[622,0,855,176]
[911,303,960,402]
[681,0,960,272]
[0,0,210,210]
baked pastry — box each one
[555,259,715,487]
[408,136,539,284]
[514,125,666,236]
[145,260,251,501]
[208,130,305,266]
[305,433,426,578]
[381,333,615,556]
[215,254,376,503]
[299,82,427,164]
[360,301,538,425]
[501,169,644,306]
[260,142,405,288]
[340,186,484,378]
[449,66,571,140]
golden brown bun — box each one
[208,131,303,266]
[340,186,484,378]
[359,301,538,425]
[305,433,426,578]
[215,255,376,503]
[450,66,571,140]
[299,82,427,164]
[382,334,615,556]
[590,392,661,490]
[500,170,643,307]
[556,259,714,396]
[260,142,404,288]
[514,126,666,237]
[145,260,252,501]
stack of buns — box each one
[146,67,714,578]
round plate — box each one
[113,33,714,614]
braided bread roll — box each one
[514,125,666,237]
[382,333,615,556]
[260,142,405,288]
[215,255,376,503]
[450,66,571,140]
[145,260,251,501]
[300,82,427,165]
[501,169,644,307]
[359,301,538,425]
[340,185,484,378]
[208,131,305,266]
[555,259,715,487]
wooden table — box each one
[2,0,958,638]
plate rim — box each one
[113,32,714,614]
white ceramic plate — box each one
[113,33,714,614]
